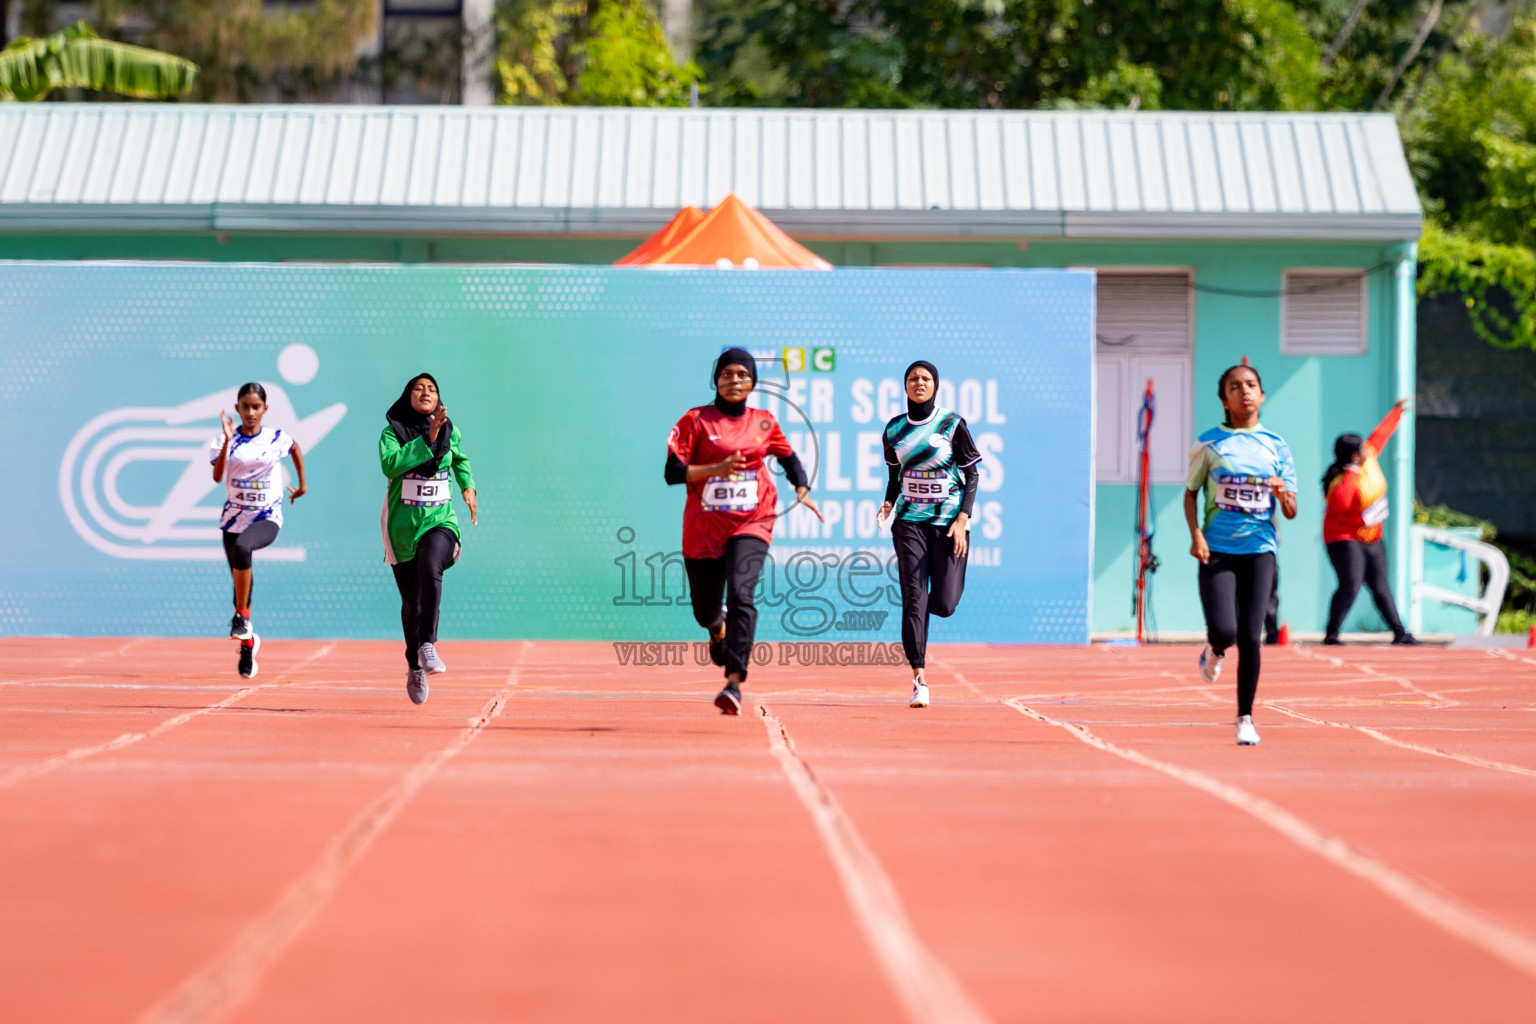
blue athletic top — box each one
[1186,424,1297,556]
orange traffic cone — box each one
[1526,624,1535,649]
[1277,622,1292,646]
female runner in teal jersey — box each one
[1184,363,1297,745]
[876,360,982,709]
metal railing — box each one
[1408,525,1508,637]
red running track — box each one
[1,637,1534,1022]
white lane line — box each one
[756,703,992,1024]
[140,648,528,1024]
[1293,646,1458,707]
[1005,698,1536,980]
[0,644,337,792]
[1266,703,1536,779]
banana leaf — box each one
[0,21,197,101]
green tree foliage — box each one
[87,0,376,102]
[496,0,699,105]
[696,0,1323,109]
[0,19,196,100]
[1407,10,1536,350]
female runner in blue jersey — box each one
[876,360,982,709]
[1185,363,1297,745]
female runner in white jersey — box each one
[209,382,307,679]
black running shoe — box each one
[714,680,742,716]
[708,630,726,667]
[1322,635,1342,646]
[230,613,252,640]
[238,634,260,679]
[1392,633,1423,646]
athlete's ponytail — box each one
[237,382,267,404]
[1216,364,1262,427]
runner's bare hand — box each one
[948,513,970,557]
[796,487,825,523]
[427,404,448,442]
[718,451,747,476]
[464,488,478,526]
[1190,531,1210,564]
[876,501,893,525]
[220,410,235,443]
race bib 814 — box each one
[701,470,759,513]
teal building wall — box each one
[0,229,1415,637]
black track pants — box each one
[1326,539,1405,639]
[391,526,458,670]
[1198,550,1275,717]
[222,520,280,607]
[892,519,969,670]
[685,535,769,681]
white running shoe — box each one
[910,680,930,708]
[1235,715,1261,746]
[418,642,446,674]
[1198,645,1224,684]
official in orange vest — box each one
[1321,398,1419,645]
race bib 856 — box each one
[1214,474,1272,515]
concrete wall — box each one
[0,229,1411,636]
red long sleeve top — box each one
[1323,405,1402,544]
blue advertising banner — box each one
[1,262,1094,643]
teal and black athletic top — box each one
[883,406,982,528]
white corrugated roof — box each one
[0,104,1421,240]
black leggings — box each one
[1326,539,1405,639]
[892,519,969,670]
[391,527,458,670]
[222,520,280,607]
[684,535,769,682]
[1198,550,1275,717]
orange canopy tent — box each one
[616,193,832,269]
[613,205,705,265]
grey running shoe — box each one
[230,613,253,641]
[238,634,260,679]
[407,668,429,705]
[714,680,742,716]
[419,642,446,674]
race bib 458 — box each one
[231,476,274,510]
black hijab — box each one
[712,347,757,417]
[904,360,939,421]
[387,372,452,476]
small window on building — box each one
[1094,271,1194,485]
[1281,270,1367,356]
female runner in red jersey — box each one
[666,348,823,714]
